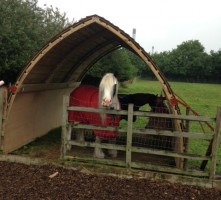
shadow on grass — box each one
[12,127,61,157]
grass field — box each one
[120,79,221,118]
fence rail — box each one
[61,95,221,180]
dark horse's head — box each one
[118,93,158,122]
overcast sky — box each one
[37,0,221,53]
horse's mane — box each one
[98,73,120,123]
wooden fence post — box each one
[209,107,221,179]
[126,103,133,168]
[0,93,3,145]
[184,107,190,170]
[61,95,69,159]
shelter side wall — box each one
[3,88,72,153]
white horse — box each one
[68,73,120,158]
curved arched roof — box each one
[17,15,148,85]
[11,14,174,99]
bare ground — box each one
[0,160,221,200]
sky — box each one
[37,0,221,53]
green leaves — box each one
[152,40,221,82]
[88,48,138,82]
[0,0,70,84]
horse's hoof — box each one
[66,144,71,151]
[93,148,105,158]
[108,149,117,158]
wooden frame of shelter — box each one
[0,15,184,167]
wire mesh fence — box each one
[62,95,221,180]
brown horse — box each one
[145,96,174,150]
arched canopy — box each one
[12,14,174,97]
[2,15,180,153]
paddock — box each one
[0,15,220,187]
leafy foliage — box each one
[88,48,138,82]
[152,40,221,82]
[89,40,221,83]
[0,0,71,84]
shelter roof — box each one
[15,14,149,92]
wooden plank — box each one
[68,106,128,116]
[18,82,79,93]
[0,92,3,146]
[71,123,213,140]
[130,162,209,177]
[184,107,190,170]
[131,146,210,161]
[69,105,213,122]
[209,107,221,179]
[68,140,125,151]
[68,139,209,161]
[126,104,133,168]
[133,129,213,140]
[201,107,221,171]
[133,111,213,122]
[64,155,209,177]
[64,155,127,167]
[72,123,124,132]
[61,96,69,159]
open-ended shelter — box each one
[0,15,182,153]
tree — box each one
[88,48,138,82]
[125,50,148,77]
[152,40,212,82]
[170,40,207,81]
[152,51,172,77]
[0,0,71,84]
[208,50,221,82]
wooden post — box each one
[174,119,184,169]
[60,95,69,159]
[0,92,3,146]
[0,87,7,151]
[126,103,133,168]
[184,107,190,170]
[209,107,221,179]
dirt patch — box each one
[0,161,221,200]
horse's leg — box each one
[66,124,72,150]
[93,136,105,158]
[108,138,117,158]
[76,129,85,142]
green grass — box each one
[13,128,61,155]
